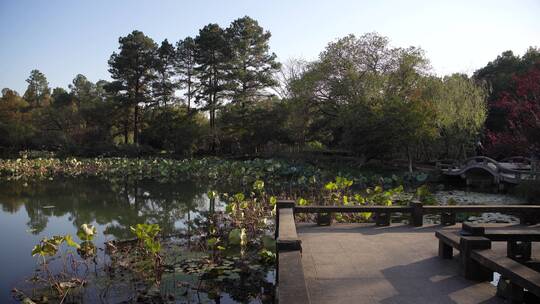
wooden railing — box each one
[292,202,540,226]
[274,200,540,303]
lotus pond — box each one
[0,177,276,303]
[0,157,527,303]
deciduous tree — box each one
[0,89,34,149]
[488,65,540,156]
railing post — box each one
[411,201,423,227]
[519,211,538,226]
[277,200,295,210]
[375,212,390,226]
[440,212,456,226]
[438,238,453,259]
[276,200,295,239]
[462,222,485,236]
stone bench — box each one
[462,223,540,262]
[436,224,540,303]
[472,249,540,302]
[437,223,540,261]
[435,230,461,259]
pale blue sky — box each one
[1,0,539,93]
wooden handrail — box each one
[295,204,540,213]
[277,208,302,251]
[275,201,310,304]
[294,205,412,213]
[423,205,540,212]
[291,204,540,226]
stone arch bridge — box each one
[437,156,539,188]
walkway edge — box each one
[276,200,310,304]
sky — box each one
[1,0,539,94]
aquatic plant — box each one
[173,180,276,301]
[415,184,437,205]
[6,156,441,302]
[14,177,279,303]
[130,223,163,282]
[26,224,97,302]
[0,157,419,194]
[130,223,161,255]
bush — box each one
[217,100,290,155]
[306,141,325,151]
[513,180,540,204]
[140,106,206,156]
[113,144,157,158]
[18,150,56,159]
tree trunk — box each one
[134,180,141,209]
[187,75,191,111]
[407,146,413,173]
[124,119,129,144]
[210,106,216,153]
[134,104,139,145]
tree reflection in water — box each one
[0,177,209,238]
[0,178,275,303]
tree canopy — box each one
[1,16,535,166]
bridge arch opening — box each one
[463,167,497,186]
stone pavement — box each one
[297,223,530,304]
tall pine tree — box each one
[23,70,51,108]
[175,37,198,111]
[194,24,231,152]
[108,30,157,144]
[226,16,280,108]
[153,39,177,106]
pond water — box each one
[0,177,526,303]
[0,178,274,303]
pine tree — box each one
[226,16,280,108]
[175,37,198,111]
[23,70,51,107]
[194,24,231,152]
[153,39,177,106]
[108,30,157,144]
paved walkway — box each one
[297,223,535,304]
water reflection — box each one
[0,177,214,238]
[0,178,273,303]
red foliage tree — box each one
[487,65,540,157]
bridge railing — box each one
[435,159,460,170]
[501,156,532,164]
